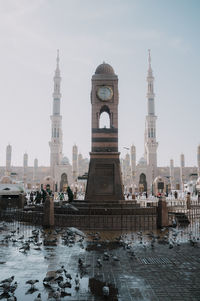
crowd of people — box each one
[26,186,74,206]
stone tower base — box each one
[85,152,124,202]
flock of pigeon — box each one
[0,220,199,300]
[0,222,89,300]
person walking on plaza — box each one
[67,186,74,203]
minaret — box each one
[130,145,136,185]
[170,159,175,190]
[33,158,38,186]
[23,153,28,187]
[72,144,78,182]
[6,144,12,176]
[144,50,158,186]
[49,50,63,178]
[197,145,200,177]
[180,153,185,191]
[78,153,83,176]
[124,153,131,189]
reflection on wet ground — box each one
[0,219,200,300]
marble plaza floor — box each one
[0,220,200,300]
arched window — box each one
[99,112,110,128]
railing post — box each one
[43,195,54,228]
[157,196,169,228]
[186,192,191,210]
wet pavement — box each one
[0,220,200,300]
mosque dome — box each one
[1,176,12,184]
[61,156,69,165]
[138,157,147,166]
[95,62,115,75]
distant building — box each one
[0,51,198,193]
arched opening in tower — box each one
[99,105,111,128]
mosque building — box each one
[0,51,199,194]
[122,51,199,194]
[0,51,88,191]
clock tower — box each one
[85,62,124,202]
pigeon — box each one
[103,252,110,261]
[56,266,65,274]
[113,256,120,261]
[75,274,80,290]
[102,284,109,296]
[52,288,61,300]
[0,281,11,291]
[64,272,72,280]
[43,276,55,283]
[0,276,14,284]
[75,274,80,286]
[97,258,102,267]
[25,279,39,289]
[58,281,71,290]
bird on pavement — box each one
[0,276,14,284]
[25,279,39,289]
[52,288,61,300]
[102,284,109,296]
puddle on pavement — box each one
[0,219,200,300]
[89,277,118,300]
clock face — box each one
[97,86,113,101]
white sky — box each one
[0,0,199,167]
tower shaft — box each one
[144,50,158,183]
[49,50,63,178]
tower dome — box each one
[95,62,115,75]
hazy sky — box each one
[0,0,200,167]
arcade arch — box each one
[139,173,147,192]
[60,173,68,192]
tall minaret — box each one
[72,144,78,182]
[23,153,28,187]
[180,153,185,191]
[130,145,136,185]
[144,50,158,185]
[33,158,38,186]
[170,159,175,190]
[49,50,63,178]
[6,144,12,176]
